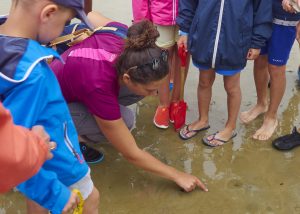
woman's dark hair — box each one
[115,20,169,84]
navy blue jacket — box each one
[273,0,300,21]
[177,0,273,70]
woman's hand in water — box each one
[174,171,208,192]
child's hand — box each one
[62,191,80,214]
[247,48,261,60]
[174,171,208,192]
[31,125,56,160]
[282,0,300,13]
[177,35,188,51]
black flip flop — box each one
[179,124,210,140]
[203,131,237,147]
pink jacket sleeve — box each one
[132,0,151,23]
[0,103,48,193]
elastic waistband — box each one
[273,18,298,26]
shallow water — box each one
[1,0,300,213]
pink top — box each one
[51,22,127,120]
[132,0,178,26]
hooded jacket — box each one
[0,18,88,214]
[177,0,273,71]
[0,103,48,193]
[132,0,178,25]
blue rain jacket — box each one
[0,19,88,214]
[177,0,273,71]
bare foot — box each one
[252,118,278,141]
[240,104,268,124]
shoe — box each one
[203,131,237,147]
[153,106,169,129]
[272,127,300,150]
[179,124,210,140]
[79,142,104,164]
[169,102,179,123]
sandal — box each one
[272,127,300,150]
[179,124,210,140]
[203,131,237,147]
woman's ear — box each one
[122,73,131,84]
[40,4,59,24]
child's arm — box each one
[95,116,208,192]
[87,11,113,28]
[176,0,199,34]
[251,0,273,49]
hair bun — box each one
[126,20,159,50]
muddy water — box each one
[1,0,300,213]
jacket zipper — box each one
[172,0,176,25]
[212,0,225,69]
[63,122,84,163]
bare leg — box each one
[83,187,100,214]
[169,47,175,85]
[26,199,48,214]
[27,187,100,214]
[171,51,191,102]
[158,46,175,107]
[206,73,241,146]
[170,45,181,102]
[240,55,268,123]
[253,64,285,140]
[182,69,214,138]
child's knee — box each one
[224,83,241,95]
[85,187,100,208]
[269,64,286,77]
[198,78,214,89]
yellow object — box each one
[72,189,84,214]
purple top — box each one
[51,22,128,120]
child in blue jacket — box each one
[177,0,272,146]
[241,0,300,141]
[0,0,99,213]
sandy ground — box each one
[1,1,300,213]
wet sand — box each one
[1,1,300,213]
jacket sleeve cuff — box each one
[50,186,71,214]
[178,30,189,36]
[250,40,265,49]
